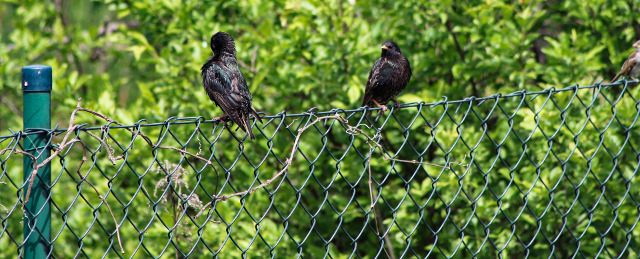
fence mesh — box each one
[2,82,640,258]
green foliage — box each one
[1,0,637,129]
[2,0,640,258]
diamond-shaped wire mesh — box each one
[1,82,640,258]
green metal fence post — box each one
[22,65,52,259]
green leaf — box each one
[128,45,146,61]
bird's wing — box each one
[202,63,250,128]
[203,62,233,105]
[362,58,390,106]
[613,52,638,82]
[231,66,262,124]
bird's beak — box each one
[381,45,389,50]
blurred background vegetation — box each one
[2,0,640,258]
[2,0,637,131]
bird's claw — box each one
[393,99,401,110]
[380,105,388,114]
[212,114,230,127]
[372,99,388,115]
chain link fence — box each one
[1,81,640,258]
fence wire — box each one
[2,82,640,258]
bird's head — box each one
[633,40,640,48]
[210,32,237,57]
[381,40,401,56]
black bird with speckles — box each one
[362,40,412,114]
[201,32,262,140]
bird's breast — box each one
[632,54,640,77]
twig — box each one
[237,45,259,74]
[85,131,124,164]
[250,45,258,72]
[73,144,125,253]
[343,117,455,169]
[214,115,338,201]
[0,181,7,213]
[215,114,462,202]
[74,106,154,146]
[155,146,214,165]
[17,98,126,253]
[196,134,203,156]
[445,13,479,96]
[23,138,80,206]
[286,118,299,129]
[366,144,396,259]
[10,100,465,256]
[0,95,20,117]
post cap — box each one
[22,65,52,92]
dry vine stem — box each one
[0,182,7,213]
[214,114,351,201]
[16,98,126,253]
[12,100,465,255]
[212,113,463,201]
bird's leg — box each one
[392,99,401,111]
[212,113,229,126]
[372,99,388,114]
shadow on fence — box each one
[2,80,640,258]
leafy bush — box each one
[1,0,640,257]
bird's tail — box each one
[612,73,622,82]
[241,107,262,140]
[226,109,254,140]
[250,107,263,124]
[242,113,255,140]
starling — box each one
[362,40,412,114]
[612,40,640,82]
[201,32,262,140]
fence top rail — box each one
[0,80,633,139]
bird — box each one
[612,40,640,82]
[362,40,412,115]
[201,32,262,140]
